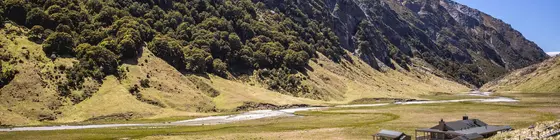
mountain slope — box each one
[0,26,467,125]
[482,56,560,93]
[0,0,548,125]
[260,0,547,86]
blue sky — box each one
[454,0,559,53]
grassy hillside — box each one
[0,24,468,126]
[482,56,560,93]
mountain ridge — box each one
[261,0,547,86]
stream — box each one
[0,93,518,132]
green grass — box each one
[1,90,558,140]
[16,116,198,127]
[419,93,493,100]
[0,111,398,140]
[1,99,557,140]
[494,92,560,107]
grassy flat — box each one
[1,91,558,140]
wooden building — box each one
[415,116,511,140]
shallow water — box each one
[0,96,517,131]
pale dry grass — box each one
[483,56,560,92]
[0,25,62,125]
[304,52,468,103]
[55,76,170,122]
[210,75,323,110]
[121,48,216,112]
[143,128,349,140]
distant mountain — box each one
[291,0,549,86]
[547,52,560,56]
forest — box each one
[0,0,348,102]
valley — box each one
[0,0,557,139]
[0,92,517,131]
[0,91,558,140]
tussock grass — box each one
[303,52,469,103]
[483,56,560,92]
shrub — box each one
[212,59,227,77]
[43,32,74,56]
[0,61,17,88]
[28,25,45,43]
[140,79,150,88]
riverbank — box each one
[1,94,557,140]
[0,95,518,132]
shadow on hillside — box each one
[121,47,143,65]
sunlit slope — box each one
[0,26,468,125]
[303,53,469,103]
[483,56,560,93]
[212,52,469,110]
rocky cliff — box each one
[261,0,548,86]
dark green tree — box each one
[284,49,310,69]
[212,59,227,77]
[148,35,185,69]
[80,29,106,45]
[43,32,74,56]
[4,0,28,25]
[175,22,193,41]
[183,47,212,73]
[25,8,47,27]
[83,48,119,76]
[86,0,103,13]
[28,25,45,43]
[0,1,4,27]
[117,36,139,59]
[98,38,119,55]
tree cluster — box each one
[1,0,347,99]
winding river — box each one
[0,94,518,132]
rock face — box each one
[261,0,548,86]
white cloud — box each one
[546,52,560,56]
